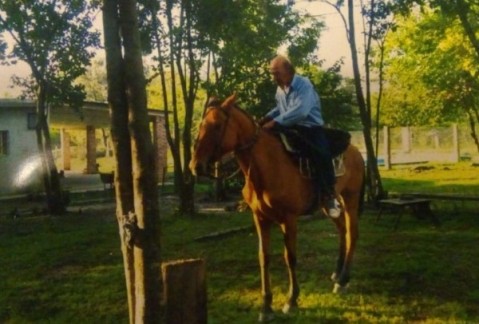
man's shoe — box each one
[326,198,341,218]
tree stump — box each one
[161,258,207,324]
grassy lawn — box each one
[1,162,479,323]
[381,162,479,195]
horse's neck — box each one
[235,130,294,183]
[230,108,298,184]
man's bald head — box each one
[270,55,295,88]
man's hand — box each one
[262,120,276,129]
[258,116,272,126]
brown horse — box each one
[190,94,365,321]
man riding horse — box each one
[259,55,341,218]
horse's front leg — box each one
[253,214,274,322]
[280,218,300,314]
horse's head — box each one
[190,93,239,177]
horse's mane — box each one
[231,103,259,127]
[229,103,299,163]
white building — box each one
[0,99,167,196]
[0,100,41,195]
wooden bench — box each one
[377,198,440,230]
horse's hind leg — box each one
[280,218,300,314]
[253,214,274,322]
[331,193,359,293]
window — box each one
[0,131,8,156]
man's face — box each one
[270,62,291,88]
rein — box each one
[234,120,260,152]
[199,103,260,179]
[204,103,261,154]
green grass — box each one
[0,214,126,323]
[381,162,479,195]
[1,162,479,323]
[380,161,479,213]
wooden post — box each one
[383,126,391,170]
[60,129,71,171]
[85,125,97,174]
[162,259,207,324]
[452,123,459,163]
[401,126,411,153]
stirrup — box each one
[326,198,341,218]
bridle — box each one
[193,101,260,179]
[198,102,260,155]
[233,105,260,153]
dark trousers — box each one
[294,126,336,197]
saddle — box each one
[276,127,351,178]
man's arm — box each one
[265,107,280,119]
[273,82,315,126]
[259,105,279,126]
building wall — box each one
[0,99,169,196]
[0,105,42,195]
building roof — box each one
[0,99,165,129]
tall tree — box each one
[360,1,394,154]
[77,58,108,102]
[381,9,479,152]
[0,0,100,214]
[321,0,389,201]
[393,0,479,59]
[103,0,161,322]
[305,63,360,130]
[140,0,316,214]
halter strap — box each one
[203,103,260,153]
[235,123,260,152]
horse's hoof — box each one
[282,303,298,315]
[258,311,275,322]
[332,282,348,294]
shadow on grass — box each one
[1,205,478,322]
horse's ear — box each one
[221,93,237,110]
[207,96,220,107]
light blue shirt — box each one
[266,74,324,127]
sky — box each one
[0,1,363,97]
[294,1,364,76]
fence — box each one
[350,124,478,166]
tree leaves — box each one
[380,8,478,126]
[0,0,100,107]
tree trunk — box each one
[119,0,161,322]
[456,0,479,59]
[103,1,136,322]
[103,0,161,322]
[375,41,387,156]
[178,179,196,215]
[155,0,196,215]
[176,0,197,215]
[347,0,385,201]
[35,84,65,215]
[466,108,479,154]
